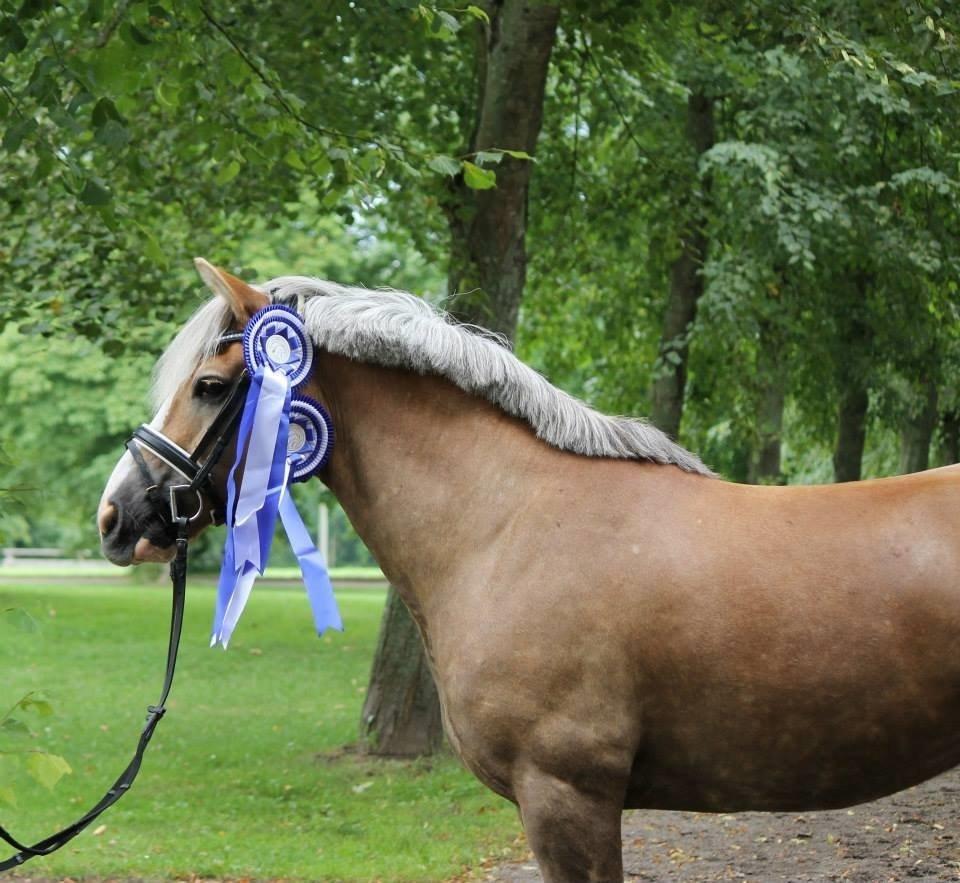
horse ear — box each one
[193,257,268,322]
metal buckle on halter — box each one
[168,484,204,523]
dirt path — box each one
[482,767,960,882]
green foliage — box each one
[521,1,960,479]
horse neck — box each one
[308,353,543,607]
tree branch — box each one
[94,0,133,49]
[582,36,661,173]
[199,5,387,151]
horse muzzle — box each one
[97,495,178,566]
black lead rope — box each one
[0,516,190,873]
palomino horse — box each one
[99,261,960,883]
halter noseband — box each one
[126,331,248,527]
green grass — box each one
[1,581,521,881]
[0,564,385,581]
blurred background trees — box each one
[2,0,958,751]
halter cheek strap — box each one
[127,363,251,527]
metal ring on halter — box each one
[168,485,204,522]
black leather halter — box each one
[127,332,248,527]
[0,331,250,872]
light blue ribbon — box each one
[212,363,342,648]
[279,492,343,634]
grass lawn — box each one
[0,564,385,581]
[1,580,522,881]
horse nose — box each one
[98,501,119,539]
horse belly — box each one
[626,578,960,811]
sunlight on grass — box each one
[2,581,521,881]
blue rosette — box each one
[243,304,314,388]
[213,302,342,648]
[288,395,335,482]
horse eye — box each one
[194,377,228,400]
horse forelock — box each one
[151,296,235,409]
[152,276,713,475]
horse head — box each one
[98,260,270,565]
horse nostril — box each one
[98,502,120,538]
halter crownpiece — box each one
[212,304,342,648]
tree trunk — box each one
[445,0,561,336]
[749,316,787,484]
[832,276,872,484]
[650,91,715,440]
[833,385,869,482]
[939,410,959,466]
[359,587,444,756]
[360,0,559,757]
[898,379,938,474]
[748,358,786,484]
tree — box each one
[443,0,561,335]
[649,90,714,440]
[361,0,561,756]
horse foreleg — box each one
[516,769,624,883]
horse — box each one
[98,259,960,883]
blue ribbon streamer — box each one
[279,492,343,634]
[212,363,343,648]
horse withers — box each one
[99,260,960,883]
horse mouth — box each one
[100,534,175,567]
[133,537,177,564]
[99,499,178,566]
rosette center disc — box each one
[287,423,307,454]
[266,334,291,365]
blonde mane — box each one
[152,277,713,475]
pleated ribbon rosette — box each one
[212,304,342,648]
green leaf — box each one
[0,785,16,808]
[25,752,72,790]
[91,97,123,127]
[95,119,130,150]
[123,23,152,45]
[88,41,139,96]
[473,150,504,166]
[214,159,241,185]
[85,0,104,24]
[427,154,460,177]
[465,5,489,23]
[0,717,30,736]
[0,18,28,55]
[3,118,37,153]
[155,80,180,108]
[142,229,166,265]
[18,695,53,716]
[2,607,38,632]
[462,160,496,190]
[17,0,53,21]
[79,178,112,205]
[435,10,460,33]
[283,149,306,171]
